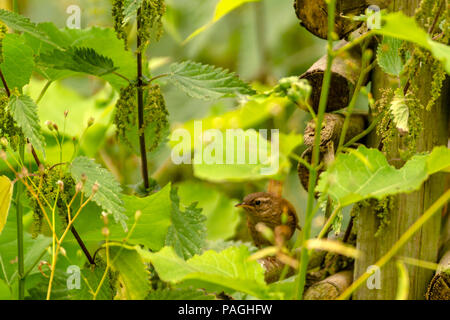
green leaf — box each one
[123,0,144,25]
[317,146,450,207]
[70,184,172,251]
[8,94,46,155]
[375,12,450,74]
[72,263,114,300]
[184,0,260,43]
[0,176,12,235]
[177,181,240,241]
[70,156,127,229]
[39,47,117,77]
[389,89,409,134]
[108,246,150,300]
[169,61,255,100]
[165,187,207,259]
[192,131,301,182]
[0,9,59,48]
[146,288,215,300]
[139,246,280,299]
[0,279,10,300]
[377,36,405,77]
[0,34,34,90]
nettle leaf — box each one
[317,146,450,207]
[122,0,144,25]
[0,9,59,48]
[177,181,240,241]
[139,246,280,299]
[108,246,150,300]
[8,94,46,155]
[39,47,117,77]
[390,89,409,134]
[377,36,405,77]
[72,263,114,300]
[0,176,12,235]
[374,12,450,74]
[70,156,127,229]
[165,187,206,259]
[0,34,34,90]
[146,288,215,300]
[169,61,256,101]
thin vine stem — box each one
[293,0,336,300]
[136,7,150,191]
[338,188,450,300]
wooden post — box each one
[304,270,353,300]
[293,0,391,40]
[353,1,449,300]
[300,40,367,112]
[426,250,450,300]
[298,113,367,192]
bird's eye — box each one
[254,200,261,206]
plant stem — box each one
[136,8,150,191]
[338,188,450,300]
[36,80,52,105]
[293,0,336,300]
[16,144,25,300]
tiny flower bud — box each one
[87,117,95,127]
[135,210,142,221]
[38,164,45,174]
[52,123,59,132]
[92,182,100,194]
[64,110,69,118]
[102,213,109,225]
[101,227,110,237]
[75,182,83,193]
[0,150,6,160]
[21,167,28,177]
[45,120,54,131]
[0,137,8,147]
[57,180,64,192]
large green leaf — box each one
[317,146,450,207]
[39,47,117,77]
[169,61,255,100]
[146,288,215,300]
[108,246,150,300]
[8,94,46,155]
[375,12,450,74]
[0,176,12,235]
[177,181,240,241]
[0,34,34,91]
[0,9,59,48]
[70,184,172,251]
[139,246,280,299]
[165,187,207,259]
[184,0,260,43]
[192,131,302,182]
[70,157,127,229]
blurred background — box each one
[0,0,333,244]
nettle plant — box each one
[0,0,448,301]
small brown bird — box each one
[236,192,301,247]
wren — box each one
[236,192,301,247]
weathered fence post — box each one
[353,0,449,300]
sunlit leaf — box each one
[0,176,12,235]
[390,89,409,134]
[377,36,405,77]
[184,0,260,43]
[317,146,450,207]
[138,246,281,299]
[375,12,450,74]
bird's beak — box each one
[235,203,251,209]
